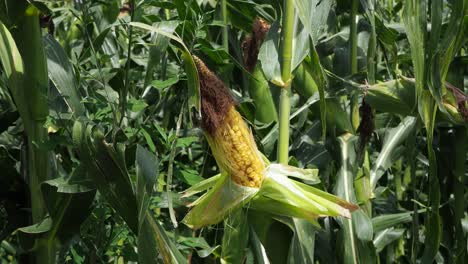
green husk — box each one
[182,173,258,229]
[250,171,357,221]
[249,64,278,123]
[366,77,466,124]
[182,164,357,229]
[293,63,318,98]
[1,3,53,262]
[365,78,416,116]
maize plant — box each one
[0,0,466,263]
[182,56,358,228]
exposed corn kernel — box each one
[209,106,265,187]
[193,55,265,187]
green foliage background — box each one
[0,0,467,263]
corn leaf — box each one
[291,16,309,71]
[40,165,96,245]
[373,228,405,253]
[135,145,159,230]
[370,116,417,190]
[130,22,200,115]
[139,212,187,264]
[418,91,441,263]
[258,21,283,86]
[180,173,222,198]
[221,209,249,264]
[143,21,180,96]
[294,0,331,140]
[294,0,333,44]
[402,0,426,101]
[72,121,138,233]
[285,218,316,264]
[136,145,187,264]
[43,34,85,116]
[0,20,32,134]
[16,218,52,251]
[334,134,376,264]
[249,227,271,264]
[366,78,416,116]
[248,64,278,123]
[373,211,414,233]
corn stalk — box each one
[349,0,359,75]
[349,0,360,131]
[221,0,228,52]
[278,0,294,164]
[1,2,54,262]
[453,127,466,263]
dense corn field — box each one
[0,0,467,263]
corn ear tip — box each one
[338,202,359,219]
[341,209,352,219]
[345,202,360,212]
[185,200,197,207]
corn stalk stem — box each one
[120,0,136,125]
[367,0,376,84]
[277,0,294,164]
[350,0,359,74]
[349,0,360,131]
[15,4,55,263]
[454,127,466,263]
[221,0,228,51]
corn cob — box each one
[293,63,318,98]
[194,56,265,187]
[184,56,359,229]
[241,18,277,123]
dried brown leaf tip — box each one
[193,56,237,135]
[242,17,271,72]
[119,2,133,17]
[458,102,468,122]
[39,14,54,35]
[446,82,468,122]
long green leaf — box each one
[41,166,96,245]
[135,145,159,229]
[72,121,138,233]
[130,22,200,115]
[286,218,316,264]
[402,0,426,101]
[221,209,249,264]
[44,34,85,116]
[258,20,283,86]
[139,212,187,264]
[370,117,417,190]
[294,0,331,139]
[294,0,333,44]
[249,226,271,264]
[418,91,441,263]
[0,19,31,134]
[334,134,376,264]
[143,20,179,90]
[373,228,405,253]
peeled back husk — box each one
[182,163,358,229]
